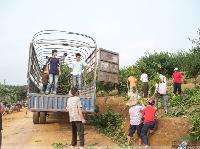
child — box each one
[67,87,86,149]
[141,99,157,149]
[127,100,145,145]
[41,65,49,93]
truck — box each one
[27,30,119,124]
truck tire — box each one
[40,112,46,124]
[33,112,39,124]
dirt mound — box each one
[149,117,190,146]
[96,96,196,146]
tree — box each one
[57,63,72,94]
[0,85,27,104]
[185,29,200,79]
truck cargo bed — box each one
[28,93,95,112]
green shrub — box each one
[0,85,27,104]
[52,142,64,149]
[57,63,71,94]
[88,110,127,144]
[167,87,200,141]
[191,114,200,140]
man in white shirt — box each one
[155,74,168,113]
[66,87,86,148]
[71,53,93,90]
[140,69,149,98]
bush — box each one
[96,82,117,94]
[57,63,72,94]
[191,114,200,140]
[167,88,200,140]
[88,110,127,144]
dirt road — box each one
[2,107,199,149]
[2,109,116,149]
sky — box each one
[0,0,199,85]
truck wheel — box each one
[33,112,39,124]
[40,112,46,124]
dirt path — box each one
[2,109,116,149]
[2,103,199,149]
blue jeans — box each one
[46,74,58,93]
[73,75,81,90]
[141,121,156,145]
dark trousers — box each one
[128,123,143,137]
[43,84,48,92]
[141,121,156,145]
[143,82,149,98]
[71,121,84,147]
[173,83,181,95]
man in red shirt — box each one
[172,68,183,95]
[141,99,157,149]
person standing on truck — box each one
[66,87,86,149]
[172,68,183,95]
[71,53,93,90]
[45,50,61,94]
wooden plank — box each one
[99,61,119,74]
[99,48,119,64]
[98,71,119,83]
[98,48,119,83]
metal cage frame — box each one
[27,30,98,94]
